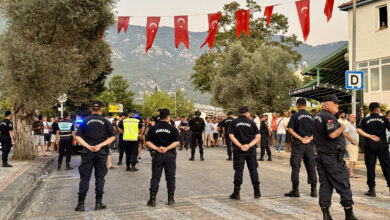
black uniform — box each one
[260,120,271,158]
[76,114,115,199]
[57,119,74,165]
[179,120,190,150]
[0,119,13,164]
[189,116,205,157]
[314,110,353,208]
[117,119,126,163]
[228,116,260,187]
[358,113,390,188]
[287,109,317,185]
[146,121,180,192]
[222,117,234,158]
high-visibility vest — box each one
[123,118,140,141]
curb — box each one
[0,155,56,220]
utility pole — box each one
[351,0,357,115]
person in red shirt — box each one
[271,113,279,148]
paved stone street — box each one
[17,147,390,220]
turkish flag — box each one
[324,0,334,22]
[264,6,274,27]
[200,13,222,49]
[118,16,130,34]
[174,16,189,50]
[99,27,106,42]
[296,0,310,42]
[236,9,250,38]
[146,17,160,53]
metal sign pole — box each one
[352,0,357,115]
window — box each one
[371,67,380,91]
[369,59,379,66]
[360,68,368,93]
[382,58,390,64]
[379,6,388,30]
[382,65,390,91]
[358,62,368,68]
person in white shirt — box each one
[42,117,52,152]
[344,114,360,178]
[254,113,261,147]
[212,118,219,147]
[204,117,215,148]
[338,110,348,126]
[275,112,288,152]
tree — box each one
[191,0,302,94]
[212,42,299,113]
[0,0,115,160]
[97,75,136,115]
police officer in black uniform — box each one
[285,98,317,198]
[228,106,261,200]
[117,113,127,165]
[146,109,180,207]
[222,112,234,160]
[357,102,390,197]
[314,94,358,220]
[0,111,13,168]
[189,110,205,161]
[74,101,116,212]
[259,114,272,161]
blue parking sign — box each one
[345,71,364,90]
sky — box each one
[116,0,349,46]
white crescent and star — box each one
[149,22,157,32]
[301,7,309,17]
[177,18,186,28]
[211,20,218,28]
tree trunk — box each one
[11,104,35,160]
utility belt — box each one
[367,139,388,145]
[318,145,345,163]
[149,148,176,158]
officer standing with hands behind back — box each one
[0,111,14,168]
[146,109,180,207]
[314,94,358,220]
[222,112,234,161]
[357,102,390,197]
[74,101,116,212]
[228,106,261,200]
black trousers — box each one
[233,148,260,186]
[150,152,176,192]
[316,153,353,208]
[225,134,232,157]
[1,138,12,163]
[180,130,190,149]
[290,142,317,185]
[124,141,138,167]
[191,131,203,156]
[364,141,390,187]
[58,139,72,163]
[78,149,108,199]
[260,135,271,158]
[118,137,124,162]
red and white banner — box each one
[324,0,334,22]
[201,13,222,49]
[236,9,250,38]
[296,0,310,42]
[174,16,189,49]
[264,6,274,27]
[118,16,130,34]
[146,17,161,53]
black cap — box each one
[5,111,11,117]
[195,110,201,116]
[321,94,342,103]
[92,100,103,108]
[238,106,249,114]
[369,102,380,111]
[227,111,234,116]
[121,113,127,117]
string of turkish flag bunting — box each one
[114,0,335,53]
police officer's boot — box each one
[200,153,204,161]
[168,191,175,205]
[131,166,139,171]
[229,186,240,200]
[66,162,73,170]
[267,156,272,161]
[227,155,232,161]
[258,156,264,161]
[344,207,358,220]
[147,191,157,207]
[284,183,300,197]
[117,160,122,165]
[189,153,195,161]
[321,207,333,220]
[310,184,317,197]
[179,145,183,150]
[253,184,261,199]
[95,196,107,210]
[57,163,61,171]
[126,165,131,171]
[75,196,85,212]
[2,162,12,167]
[364,186,376,197]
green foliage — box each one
[212,42,300,113]
[97,75,135,115]
[140,90,194,118]
[191,0,302,94]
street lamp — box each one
[175,88,185,117]
[57,93,67,118]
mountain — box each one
[0,19,347,104]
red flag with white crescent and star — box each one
[324,0,334,22]
[236,9,250,38]
[200,13,222,49]
[264,6,274,27]
[296,0,310,42]
[174,16,189,50]
[146,17,161,53]
[99,27,106,42]
[118,16,130,34]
